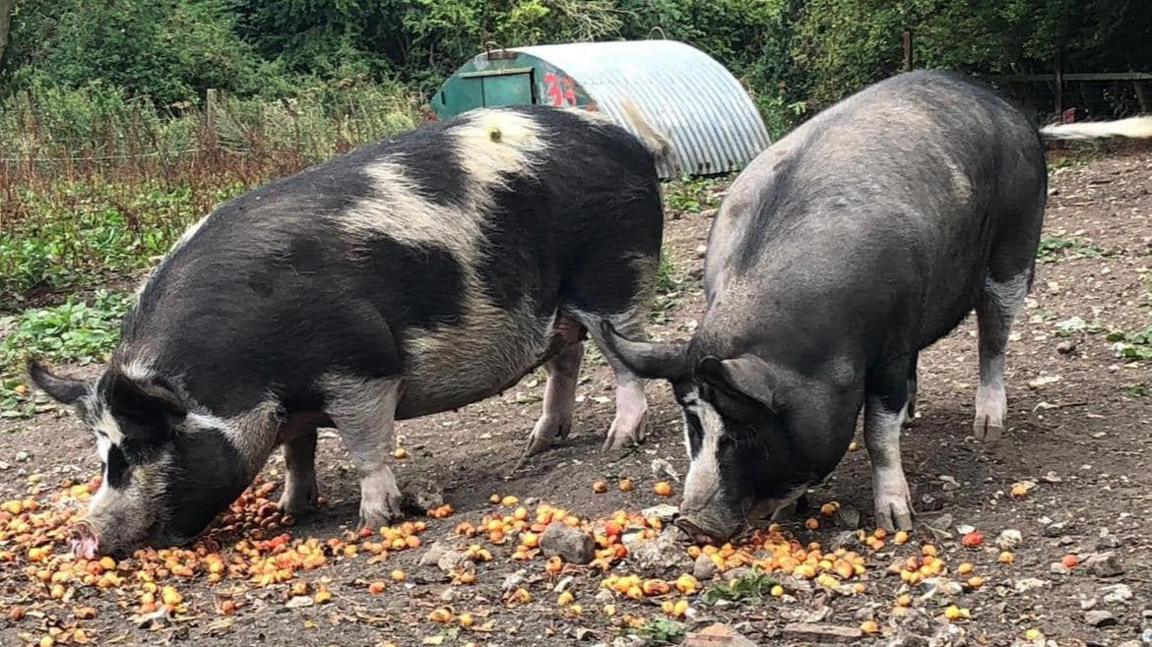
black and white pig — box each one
[603,70,1152,542]
[29,104,669,557]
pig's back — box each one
[710,71,1045,353]
[122,107,662,417]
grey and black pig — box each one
[29,105,669,557]
[604,70,1152,542]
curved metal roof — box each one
[512,40,771,177]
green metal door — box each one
[481,71,534,107]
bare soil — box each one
[2,150,1150,647]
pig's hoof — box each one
[525,415,571,457]
[874,493,914,531]
[603,410,647,451]
[358,502,402,531]
[276,476,317,511]
[972,415,1004,442]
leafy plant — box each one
[1106,326,1152,361]
[0,290,133,371]
[700,569,778,605]
[1036,237,1104,264]
[639,617,687,644]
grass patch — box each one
[699,569,778,605]
[0,290,133,416]
[638,617,687,644]
[1106,326,1152,361]
[664,177,725,214]
[1036,236,1104,264]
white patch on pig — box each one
[93,408,125,446]
[451,110,545,200]
[333,114,557,415]
[945,161,972,202]
[212,401,283,477]
[95,434,112,465]
[119,358,156,383]
[680,394,727,511]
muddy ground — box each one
[1,149,1150,647]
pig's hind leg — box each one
[864,360,914,531]
[278,421,320,516]
[579,302,654,452]
[974,240,1036,441]
[524,339,585,457]
[322,376,404,529]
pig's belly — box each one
[393,311,558,420]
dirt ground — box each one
[1,149,1150,647]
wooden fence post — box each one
[205,88,219,150]
[902,30,913,72]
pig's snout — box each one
[674,512,742,545]
[70,521,100,560]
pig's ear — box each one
[105,371,188,427]
[27,361,90,404]
[696,355,778,410]
[598,321,689,380]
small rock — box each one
[1014,578,1050,593]
[594,589,615,604]
[284,596,314,609]
[925,513,954,540]
[722,567,752,584]
[830,531,858,551]
[685,623,757,647]
[436,550,466,573]
[694,245,707,259]
[1050,562,1073,575]
[14,451,29,462]
[1043,521,1071,537]
[541,523,595,565]
[622,527,690,574]
[1095,534,1121,550]
[501,569,528,592]
[956,523,976,535]
[919,577,963,599]
[418,541,451,567]
[1056,340,1077,354]
[781,623,863,643]
[641,504,679,522]
[1040,471,1062,483]
[997,529,1023,549]
[693,553,717,580]
[1081,598,1098,610]
[1100,584,1133,604]
[398,477,444,513]
[853,606,876,622]
[939,475,961,492]
[1084,552,1124,577]
[555,575,576,594]
[833,503,861,529]
[1084,610,1117,627]
[650,459,681,483]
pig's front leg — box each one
[322,377,403,529]
[864,365,914,531]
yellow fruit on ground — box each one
[860,620,879,634]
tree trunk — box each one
[0,0,13,65]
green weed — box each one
[1106,326,1152,361]
[639,617,687,644]
[1036,237,1103,264]
[0,290,133,415]
[700,569,778,605]
[664,178,725,214]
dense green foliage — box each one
[3,0,1148,114]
